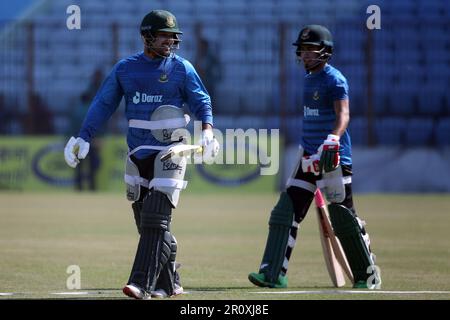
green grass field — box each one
[0,192,449,300]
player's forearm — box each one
[332,115,349,137]
[332,99,350,137]
[78,101,116,142]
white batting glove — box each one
[200,129,219,162]
[64,136,90,168]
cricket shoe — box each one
[122,284,151,300]
[353,276,382,289]
[248,272,288,288]
[353,281,368,289]
[151,284,184,298]
[152,267,184,298]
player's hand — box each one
[64,136,90,168]
[302,154,321,176]
[200,129,219,162]
[318,134,340,173]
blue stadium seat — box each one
[285,116,303,144]
[374,117,407,145]
[417,1,443,17]
[265,116,281,130]
[417,86,445,116]
[393,49,422,65]
[424,49,448,64]
[387,0,416,14]
[435,117,450,145]
[396,73,422,94]
[426,63,449,86]
[404,117,435,146]
[347,67,366,95]
[372,88,390,116]
[233,116,266,130]
[393,31,420,52]
[212,115,236,132]
[278,1,301,15]
[388,86,417,116]
[351,92,367,116]
[348,116,368,146]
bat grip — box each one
[315,189,326,207]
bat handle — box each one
[315,189,326,207]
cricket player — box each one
[248,25,380,289]
[64,10,219,299]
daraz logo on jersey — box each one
[132,92,163,104]
[304,106,319,117]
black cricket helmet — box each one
[140,10,182,55]
[293,25,333,70]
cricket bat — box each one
[160,144,203,162]
[315,189,354,287]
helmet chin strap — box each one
[296,46,331,72]
[142,35,180,58]
[304,59,326,72]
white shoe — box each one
[123,284,151,300]
[151,284,184,298]
[174,284,184,296]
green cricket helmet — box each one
[293,24,333,48]
[140,10,183,35]
[140,10,182,56]
[293,25,333,70]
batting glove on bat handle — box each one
[64,136,90,168]
[318,134,340,173]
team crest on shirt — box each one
[159,73,169,83]
[313,90,320,101]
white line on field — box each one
[51,292,93,295]
[254,290,450,295]
[2,290,448,297]
[1,290,193,297]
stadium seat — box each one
[374,117,407,145]
[425,63,449,88]
[388,86,417,115]
[404,117,435,146]
[214,85,241,114]
[372,84,391,116]
[417,86,445,116]
[265,116,281,130]
[349,93,366,116]
[242,86,271,114]
[233,116,266,130]
[435,117,450,146]
[424,49,448,64]
[212,115,236,132]
[348,116,369,146]
[285,116,303,144]
[278,1,302,15]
